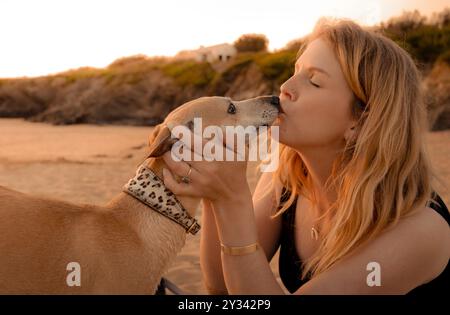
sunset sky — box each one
[0,0,448,78]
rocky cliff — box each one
[0,53,449,130]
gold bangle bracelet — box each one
[221,242,259,256]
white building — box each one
[175,43,237,63]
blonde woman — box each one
[161,19,450,294]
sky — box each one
[0,0,448,78]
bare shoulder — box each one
[403,204,449,254]
[403,205,449,276]
[296,205,450,294]
[369,205,450,286]
[399,205,450,249]
[377,205,449,272]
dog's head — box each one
[147,95,280,158]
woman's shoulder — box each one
[408,192,449,234]
[408,204,449,239]
[400,193,449,241]
[392,202,450,282]
[426,192,450,224]
[334,202,450,293]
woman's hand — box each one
[161,130,258,250]
[161,132,251,207]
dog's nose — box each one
[270,95,280,109]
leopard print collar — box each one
[123,163,200,235]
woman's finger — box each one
[172,125,249,162]
[162,151,200,181]
[171,126,205,157]
[172,127,237,160]
[162,167,202,197]
[162,151,189,174]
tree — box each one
[233,34,269,53]
[380,10,427,39]
[282,38,305,52]
[379,9,450,65]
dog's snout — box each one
[270,96,280,108]
[255,95,280,109]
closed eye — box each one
[309,79,320,88]
[227,103,236,114]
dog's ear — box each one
[148,124,177,157]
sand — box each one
[0,118,448,294]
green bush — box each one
[380,10,450,65]
[208,53,257,95]
[405,25,450,64]
[162,60,216,87]
[58,67,106,84]
[107,54,149,69]
[221,53,256,79]
[282,38,305,52]
[255,50,296,83]
[233,34,269,53]
[107,55,166,75]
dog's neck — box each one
[102,157,200,293]
[106,157,201,229]
[144,157,201,218]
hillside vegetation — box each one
[0,9,448,130]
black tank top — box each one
[278,189,450,294]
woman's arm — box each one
[213,192,286,295]
[200,172,283,295]
[212,199,450,295]
[200,199,228,294]
[294,206,450,294]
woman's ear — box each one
[344,125,356,143]
[148,124,178,158]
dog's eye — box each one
[227,103,236,114]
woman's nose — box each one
[280,81,295,102]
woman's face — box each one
[276,38,356,151]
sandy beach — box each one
[0,118,448,294]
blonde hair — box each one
[270,18,441,280]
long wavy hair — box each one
[268,18,442,280]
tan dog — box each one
[0,96,280,294]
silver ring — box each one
[180,165,192,184]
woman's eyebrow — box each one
[307,66,331,78]
[295,62,331,78]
